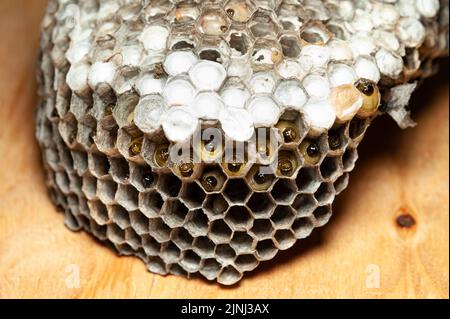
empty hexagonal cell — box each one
[314,183,335,205]
[204,194,229,219]
[171,227,194,250]
[224,0,254,23]
[225,206,253,231]
[251,38,283,70]
[292,217,315,239]
[180,182,206,209]
[248,8,281,38]
[334,173,350,195]
[209,219,233,244]
[112,91,139,128]
[246,192,275,218]
[130,163,157,191]
[255,239,278,261]
[197,8,231,36]
[139,190,164,218]
[125,228,141,250]
[142,234,161,256]
[274,229,296,250]
[71,150,88,175]
[129,210,149,235]
[106,223,126,244]
[169,263,188,277]
[160,242,181,264]
[292,194,317,218]
[320,156,342,181]
[215,244,237,265]
[115,184,139,211]
[109,156,130,184]
[198,166,226,193]
[197,38,231,65]
[146,256,168,276]
[230,231,255,254]
[97,178,117,205]
[342,147,358,172]
[161,199,189,228]
[313,205,333,227]
[108,205,131,229]
[88,200,109,226]
[158,173,182,197]
[251,218,274,239]
[271,178,297,204]
[296,167,322,193]
[200,258,222,281]
[279,34,301,58]
[227,31,253,57]
[54,170,70,194]
[180,250,202,273]
[271,205,295,229]
[246,165,276,192]
[235,254,259,272]
[89,219,107,241]
[299,21,332,45]
[349,117,369,141]
[223,179,251,204]
[88,152,110,178]
[217,265,242,286]
[185,209,209,237]
[95,119,119,155]
[327,125,349,155]
[149,218,171,243]
[193,236,216,259]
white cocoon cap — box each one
[354,56,381,83]
[221,86,250,109]
[190,92,224,120]
[164,51,198,76]
[397,18,426,48]
[246,96,281,127]
[274,80,308,110]
[416,0,439,18]
[134,95,168,134]
[298,45,330,72]
[219,107,255,142]
[249,72,277,94]
[88,61,116,88]
[303,99,337,132]
[375,48,403,78]
[66,62,90,93]
[328,63,357,87]
[189,60,226,91]
[140,25,169,51]
[135,73,166,96]
[161,106,199,143]
[163,77,196,106]
[302,74,330,101]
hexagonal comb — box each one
[36,0,448,285]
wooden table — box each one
[0,0,448,299]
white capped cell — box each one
[328,40,354,62]
[190,92,224,120]
[134,95,168,134]
[303,99,337,133]
[276,60,304,80]
[140,25,170,51]
[375,48,404,79]
[66,40,90,64]
[88,61,116,89]
[298,45,330,72]
[397,18,426,48]
[416,0,439,18]
[246,95,281,127]
[302,74,330,101]
[249,72,277,94]
[328,63,357,87]
[221,86,250,109]
[161,106,199,143]
[354,56,381,83]
[163,51,198,76]
[66,62,90,94]
[120,45,143,67]
[372,29,401,52]
[371,3,400,29]
[189,61,227,91]
[349,35,376,57]
[163,77,196,106]
[274,80,308,110]
[135,72,166,96]
[219,107,255,142]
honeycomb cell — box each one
[327,125,349,155]
[200,258,222,281]
[149,218,171,243]
[142,234,161,256]
[223,179,251,204]
[129,210,150,235]
[161,199,189,228]
[108,205,131,230]
[334,173,349,195]
[130,164,157,191]
[193,236,216,258]
[146,256,168,276]
[106,223,126,244]
[197,8,231,36]
[296,167,322,193]
[89,200,109,226]
[158,173,182,197]
[292,194,317,218]
[271,205,295,229]
[274,229,296,250]
[97,178,117,205]
[276,149,301,178]
[199,166,227,193]
[292,217,315,239]
[217,265,242,285]
[160,241,181,264]
[180,250,202,273]
[204,193,229,219]
[342,147,358,172]
[279,34,301,58]
[224,0,254,23]
[313,205,332,227]
[185,209,209,237]
[209,219,233,244]
[349,116,369,141]
[251,218,274,239]
[275,110,308,144]
[110,157,131,184]
[230,231,255,254]
[125,228,141,250]
[115,184,139,211]
[249,9,281,38]
[225,206,253,231]
[88,152,110,178]
[171,227,194,250]
[215,244,236,264]
[271,178,297,204]
[320,156,342,181]
[314,182,335,205]
[246,192,275,218]
[180,182,206,209]
[138,190,164,218]
[255,239,278,261]
[227,31,253,57]
[235,254,259,272]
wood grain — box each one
[0,0,448,299]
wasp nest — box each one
[36,0,448,285]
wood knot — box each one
[395,207,416,229]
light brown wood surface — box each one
[0,1,448,299]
